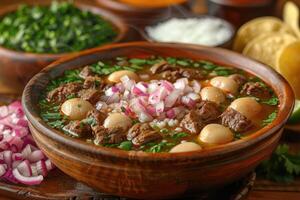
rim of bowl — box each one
[22,42,295,161]
[0,2,128,60]
[95,0,188,12]
[207,0,274,7]
[140,15,236,48]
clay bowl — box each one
[140,15,235,49]
[22,42,294,199]
[0,1,128,95]
[95,0,190,28]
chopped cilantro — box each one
[129,58,147,65]
[262,96,279,106]
[171,132,189,139]
[257,144,300,183]
[118,141,132,151]
[147,141,176,153]
[262,111,277,126]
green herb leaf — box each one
[262,96,279,106]
[129,58,147,65]
[0,2,117,53]
[257,144,300,183]
[171,132,189,139]
[147,141,175,153]
[118,141,132,151]
[262,111,277,126]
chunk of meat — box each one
[180,111,205,134]
[86,109,106,125]
[63,120,92,138]
[47,82,82,102]
[161,68,204,82]
[150,61,173,74]
[127,123,152,140]
[79,88,102,104]
[160,70,181,82]
[221,108,252,132]
[106,127,127,144]
[241,82,271,99]
[229,74,247,86]
[196,101,221,122]
[92,125,126,145]
[83,76,103,89]
[79,66,94,79]
[132,130,162,146]
[180,68,204,80]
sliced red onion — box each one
[17,160,32,177]
[165,89,181,108]
[0,164,6,177]
[132,86,148,96]
[0,101,55,185]
[191,80,201,93]
[35,160,48,177]
[105,87,117,96]
[148,87,168,105]
[146,105,156,116]
[120,75,135,90]
[45,159,55,171]
[95,101,108,111]
[174,78,188,91]
[0,106,9,119]
[106,93,120,104]
[181,96,196,108]
[12,168,43,186]
[187,92,201,101]
[3,150,12,167]
[166,109,176,119]
[161,80,174,92]
[138,112,153,122]
[148,82,159,93]
[28,150,45,163]
[155,101,165,115]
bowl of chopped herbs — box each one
[0,1,128,94]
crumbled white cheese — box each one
[146,17,233,46]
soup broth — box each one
[39,56,279,153]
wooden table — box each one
[0,0,300,199]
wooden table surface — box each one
[0,0,300,199]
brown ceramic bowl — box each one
[140,15,235,49]
[0,1,128,95]
[95,0,190,28]
[22,42,294,199]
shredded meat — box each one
[79,66,94,79]
[160,70,181,82]
[241,82,271,99]
[127,123,161,146]
[180,111,205,134]
[86,109,106,125]
[127,123,152,140]
[92,125,126,145]
[221,108,252,132]
[196,101,220,122]
[63,121,92,138]
[106,127,127,144]
[83,76,103,89]
[229,74,247,86]
[47,82,81,102]
[132,130,162,146]
[79,88,102,104]
[179,68,204,80]
[150,61,173,74]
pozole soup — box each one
[39,56,279,153]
